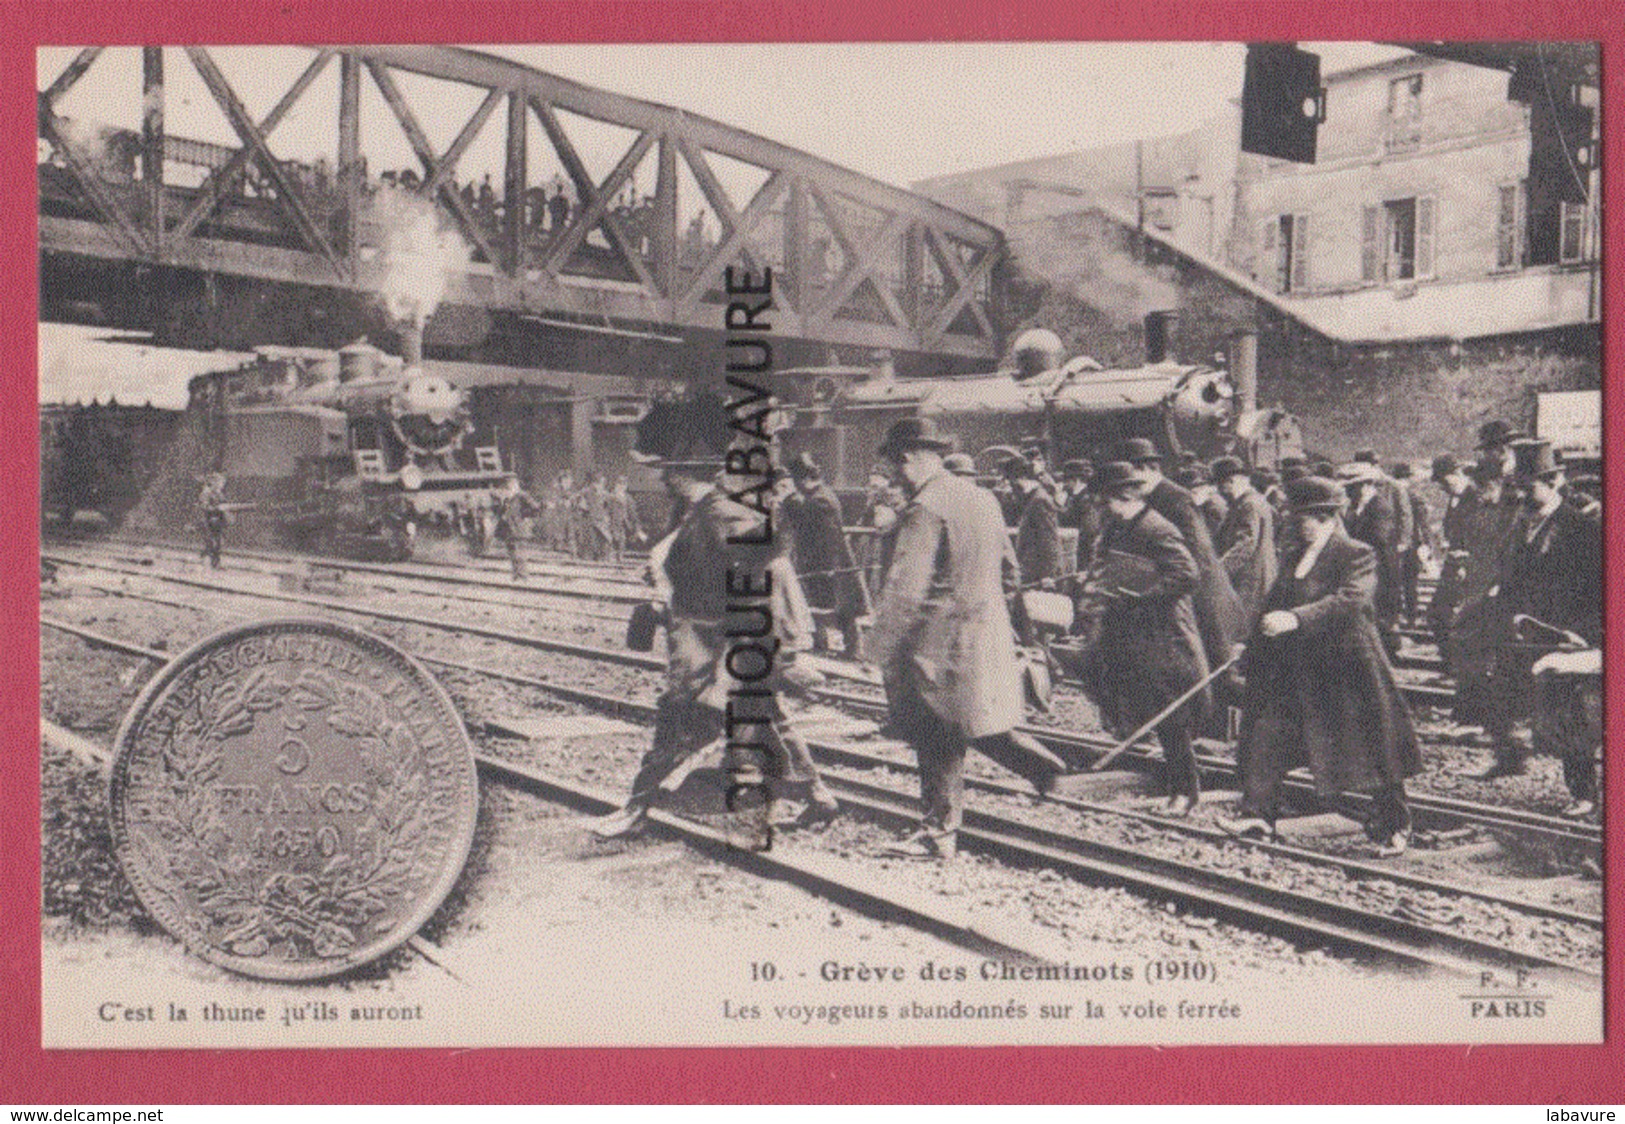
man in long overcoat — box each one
[1211,455,1277,628]
[1058,459,1102,571]
[1445,461,1522,728]
[1426,454,1477,649]
[1118,438,1245,697]
[1466,439,1602,792]
[591,395,839,838]
[784,452,872,655]
[1339,459,1407,657]
[870,418,1066,858]
[1007,454,1065,588]
[1080,462,1210,813]
[1225,476,1421,855]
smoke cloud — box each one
[372,188,471,327]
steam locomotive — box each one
[772,321,1306,496]
[185,341,515,559]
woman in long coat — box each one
[1229,476,1421,854]
[1080,462,1209,813]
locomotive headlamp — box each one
[399,463,424,491]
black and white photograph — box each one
[35,40,1605,1048]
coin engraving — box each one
[109,619,479,980]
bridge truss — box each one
[39,45,1005,361]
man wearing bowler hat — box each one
[870,417,1067,859]
[1080,461,1210,814]
[1225,477,1421,855]
[1211,455,1277,628]
[1426,453,1477,649]
[1116,437,1245,684]
[1476,420,1524,479]
[1058,459,1102,571]
[1468,439,1601,804]
[784,451,871,656]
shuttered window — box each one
[1496,183,1522,269]
[1289,214,1310,291]
[1415,195,1436,278]
[1361,206,1381,281]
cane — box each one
[1090,650,1244,773]
[1512,613,1589,650]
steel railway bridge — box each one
[39,46,1005,369]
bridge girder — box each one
[39,45,1005,361]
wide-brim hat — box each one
[1510,438,1561,481]
[877,416,954,458]
[1116,437,1161,465]
[1353,448,1380,465]
[1286,476,1348,513]
[1001,453,1036,480]
[632,390,731,468]
[1390,462,1414,480]
[1337,460,1382,483]
[1095,461,1142,495]
[786,451,822,481]
[1430,454,1460,481]
[1476,420,1525,450]
[1210,455,1247,482]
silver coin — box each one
[109,618,479,980]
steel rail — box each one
[46,547,1599,851]
[45,612,1601,959]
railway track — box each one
[46,543,1594,854]
[41,573,1604,983]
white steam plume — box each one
[373,188,471,327]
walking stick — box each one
[1090,650,1244,772]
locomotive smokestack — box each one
[402,320,423,366]
[1229,329,1259,414]
[1144,311,1178,365]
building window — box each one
[1362,196,1436,283]
[1388,74,1424,118]
[1560,201,1590,263]
[1496,183,1523,270]
[1386,74,1424,153]
[1259,213,1309,294]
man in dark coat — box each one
[1057,459,1102,571]
[1224,476,1422,855]
[1444,461,1523,728]
[870,418,1067,859]
[1339,459,1407,657]
[1080,462,1209,814]
[198,471,228,568]
[1390,462,1434,625]
[495,477,541,581]
[591,396,838,839]
[1212,455,1277,628]
[784,451,872,655]
[1118,438,1245,683]
[1175,462,1229,540]
[1426,454,1477,649]
[1466,439,1602,792]
[1005,453,1065,588]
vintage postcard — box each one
[24,32,1614,1075]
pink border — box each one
[6,1,1622,1103]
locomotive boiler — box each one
[773,319,1305,497]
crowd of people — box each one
[586,401,1603,858]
